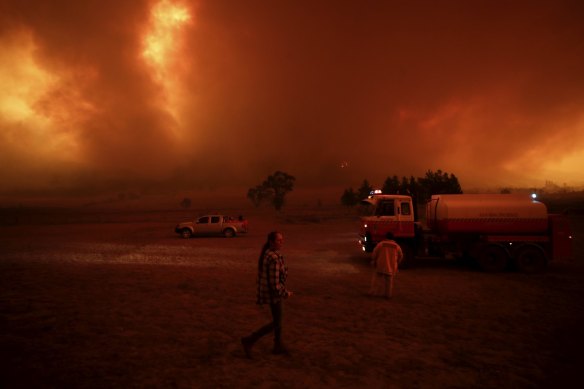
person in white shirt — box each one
[369,233,403,299]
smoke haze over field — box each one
[1,0,584,196]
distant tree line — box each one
[341,169,463,207]
[244,169,459,211]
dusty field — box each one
[1,208,583,388]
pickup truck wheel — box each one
[514,245,547,274]
[476,244,508,272]
[180,229,193,239]
[223,228,235,238]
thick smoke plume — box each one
[1,0,583,196]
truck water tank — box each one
[426,194,548,235]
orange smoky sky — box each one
[1,0,583,196]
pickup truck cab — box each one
[175,215,249,239]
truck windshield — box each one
[376,200,395,216]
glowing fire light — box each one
[142,0,192,136]
[143,1,191,71]
[0,30,80,159]
[0,31,55,125]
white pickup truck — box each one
[175,215,249,239]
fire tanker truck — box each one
[358,192,573,273]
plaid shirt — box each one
[257,249,288,305]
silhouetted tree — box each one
[248,171,296,210]
[247,185,272,207]
[264,171,295,210]
[382,175,400,194]
[399,176,410,194]
[408,176,418,190]
[340,187,359,207]
[357,179,373,200]
[343,170,462,208]
[418,169,462,201]
[180,197,192,209]
[407,175,421,211]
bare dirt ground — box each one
[1,207,583,388]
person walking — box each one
[241,231,292,358]
[369,233,403,299]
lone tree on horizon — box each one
[247,185,272,207]
[247,171,296,211]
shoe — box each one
[241,336,253,358]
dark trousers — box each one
[250,301,283,344]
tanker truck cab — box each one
[359,194,415,252]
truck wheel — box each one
[476,244,508,272]
[223,228,235,238]
[515,245,547,274]
[180,229,193,239]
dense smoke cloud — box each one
[1,0,583,196]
